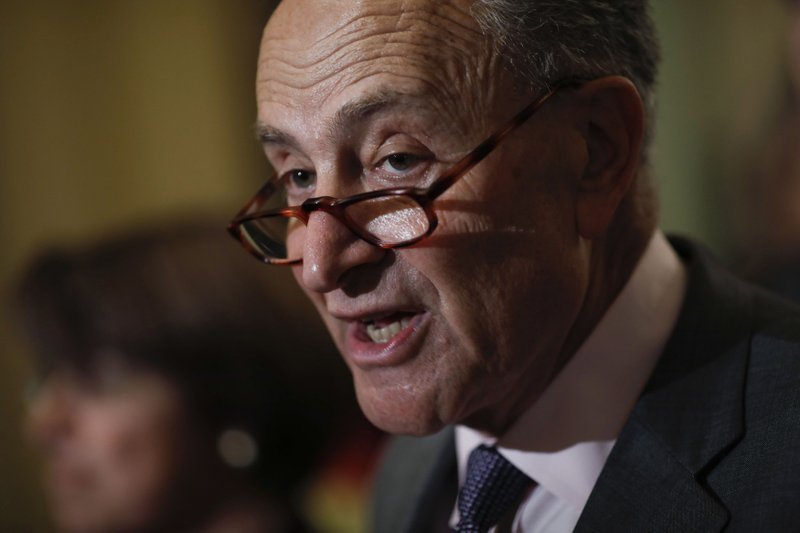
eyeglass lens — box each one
[238,193,432,262]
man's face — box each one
[257,0,591,435]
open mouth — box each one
[344,310,428,367]
[360,312,418,344]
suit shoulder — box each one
[375,430,454,485]
[749,285,800,362]
[370,429,455,533]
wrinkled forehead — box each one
[257,0,502,136]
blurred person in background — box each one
[14,220,381,533]
[740,0,800,299]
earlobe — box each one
[574,76,645,239]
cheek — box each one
[410,193,585,363]
[287,224,307,258]
[83,399,185,504]
[293,266,343,343]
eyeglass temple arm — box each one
[426,79,584,200]
[233,178,278,220]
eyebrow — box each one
[254,123,300,149]
[254,89,418,149]
[328,89,411,137]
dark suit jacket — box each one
[370,238,800,532]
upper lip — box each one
[327,305,424,323]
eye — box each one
[281,169,317,200]
[287,169,316,189]
[377,153,423,175]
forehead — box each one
[257,0,503,138]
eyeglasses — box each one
[228,80,582,265]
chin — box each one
[355,386,451,437]
[369,413,446,437]
[50,491,148,533]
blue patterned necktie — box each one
[453,444,534,533]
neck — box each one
[560,231,654,369]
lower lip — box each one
[344,312,428,368]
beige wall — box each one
[0,1,790,529]
[653,0,788,258]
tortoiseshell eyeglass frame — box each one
[228,79,585,265]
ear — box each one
[573,76,644,239]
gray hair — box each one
[471,0,660,154]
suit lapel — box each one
[575,418,729,531]
[577,238,754,531]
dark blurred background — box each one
[0,1,790,530]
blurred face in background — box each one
[26,354,194,532]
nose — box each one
[301,210,386,293]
